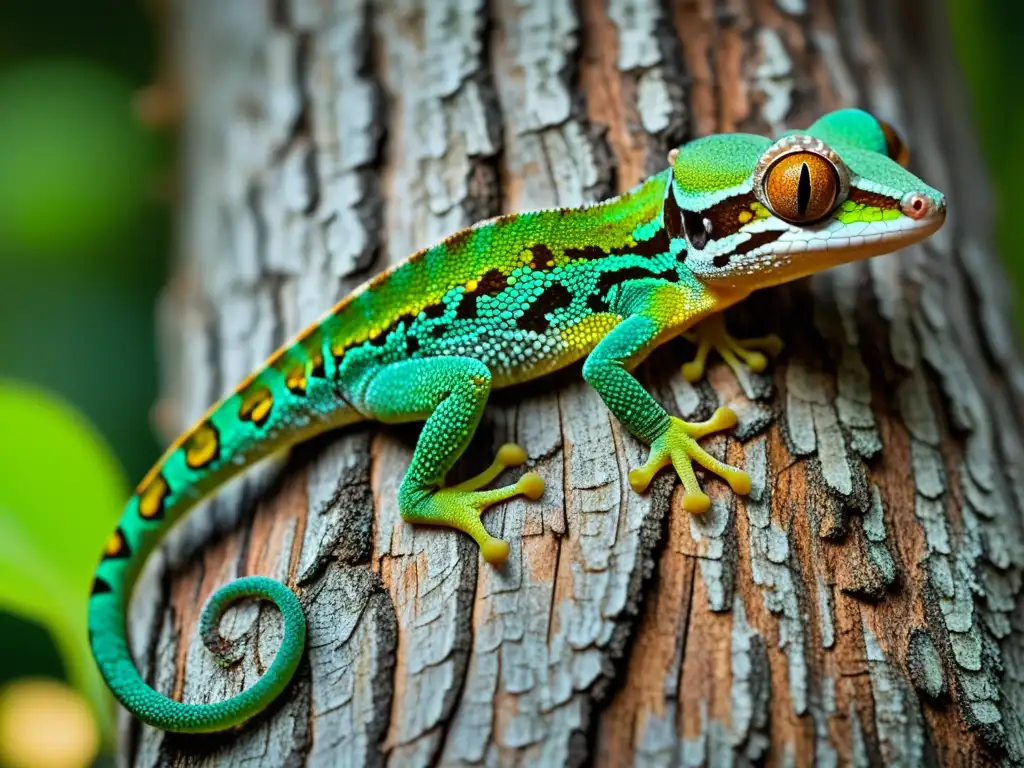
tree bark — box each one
[123,0,1024,765]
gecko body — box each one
[89,109,945,732]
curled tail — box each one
[88,329,363,732]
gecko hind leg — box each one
[362,357,544,564]
[681,313,783,383]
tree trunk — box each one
[122,0,1024,765]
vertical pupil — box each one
[797,162,811,218]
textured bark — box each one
[122,0,1024,765]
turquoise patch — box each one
[672,133,770,195]
[802,108,888,155]
[843,147,943,203]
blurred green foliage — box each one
[0,381,126,743]
[0,61,155,255]
[949,0,1024,333]
[0,0,168,762]
[0,0,1019,765]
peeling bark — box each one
[124,0,1024,765]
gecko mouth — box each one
[774,207,946,257]
[710,199,946,291]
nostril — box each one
[901,192,931,220]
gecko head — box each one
[664,109,946,294]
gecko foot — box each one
[404,444,544,565]
[681,314,783,383]
[628,409,751,513]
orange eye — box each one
[879,120,910,168]
[763,152,839,224]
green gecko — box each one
[89,109,945,733]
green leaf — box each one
[0,379,128,744]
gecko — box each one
[89,109,945,733]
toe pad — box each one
[517,472,545,500]
[481,537,511,564]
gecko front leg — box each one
[681,312,783,383]
[582,290,751,512]
[359,356,544,564]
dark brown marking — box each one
[239,387,274,428]
[530,243,556,263]
[430,324,448,338]
[422,302,446,320]
[655,266,679,282]
[681,210,709,250]
[475,270,509,297]
[90,577,113,596]
[564,244,606,262]
[713,253,731,268]
[407,335,421,354]
[444,227,474,252]
[664,187,684,240]
[731,229,785,258]
[455,295,480,321]
[517,283,573,333]
[330,339,346,365]
[848,188,900,211]
[701,193,759,240]
[610,227,671,259]
[310,351,325,377]
[370,312,415,348]
[455,269,510,320]
[102,527,131,560]
[595,265,666,296]
[137,474,169,521]
[587,293,610,313]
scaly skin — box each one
[89,109,946,732]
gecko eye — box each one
[879,120,911,168]
[762,152,839,225]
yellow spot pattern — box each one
[285,365,307,395]
[184,422,219,469]
[137,474,169,520]
[310,350,325,374]
[559,314,622,357]
[104,529,128,558]
[239,387,274,427]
